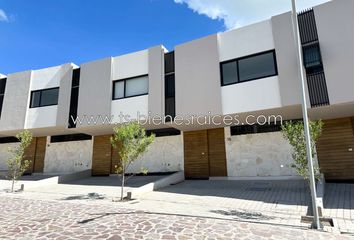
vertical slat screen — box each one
[307,72,329,107]
[298,9,330,107]
[298,9,318,44]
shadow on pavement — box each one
[210,209,276,220]
[63,175,165,187]
[62,192,106,201]
[155,180,310,207]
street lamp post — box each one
[290,0,321,229]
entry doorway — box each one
[24,137,46,174]
[183,128,227,178]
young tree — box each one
[111,122,155,200]
[281,120,323,180]
[7,130,33,192]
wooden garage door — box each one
[317,117,354,180]
[184,130,209,178]
[33,137,46,173]
[184,128,227,178]
[24,137,46,174]
[208,128,227,176]
[24,138,37,174]
[92,135,112,176]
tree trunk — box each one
[11,179,15,193]
[11,169,16,192]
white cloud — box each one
[174,0,331,30]
[0,9,9,22]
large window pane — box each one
[0,95,3,117]
[113,81,125,99]
[165,97,175,119]
[30,91,41,108]
[125,76,148,97]
[303,44,321,68]
[165,74,175,98]
[0,79,6,94]
[41,88,59,106]
[238,52,276,82]
[221,61,238,85]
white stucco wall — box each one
[221,76,282,115]
[25,106,58,129]
[112,50,148,80]
[225,128,298,177]
[0,143,20,170]
[218,20,274,62]
[126,135,184,174]
[111,95,149,123]
[24,65,65,130]
[44,139,93,173]
[218,20,283,115]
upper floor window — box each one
[113,75,148,100]
[221,50,278,86]
[302,42,324,75]
[30,87,59,108]
[0,78,6,117]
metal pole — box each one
[290,0,321,229]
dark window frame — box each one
[29,87,60,108]
[112,74,149,100]
[220,50,278,86]
[68,68,81,128]
[230,122,282,136]
[50,134,92,143]
[0,136,19,144]
[0,78,6,118]
[146,128,181,137]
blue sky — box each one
[0,0,329,74]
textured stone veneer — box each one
[224,127,298,177]
[127,135,184,174]
[44,139,93,173]
[0,143,20,170]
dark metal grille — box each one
[298,9,329,108]
[298,9,318,44]
[307,72,330,107]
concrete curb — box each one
[131,171,184,198]
[18,170,92,190]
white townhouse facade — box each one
[0,0,353,180]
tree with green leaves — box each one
[7,130,33,192]
[111,122,155,200]
[281,120,323,180]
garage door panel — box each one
[184,130,209,178]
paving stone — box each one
[0,196,351,239]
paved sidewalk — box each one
[0,196,350,240]
[324,183,354,233]
[127,180,311,228]
[2,179,353,236]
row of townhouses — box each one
[0,0,353,180]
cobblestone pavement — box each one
[0,196,351,240]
